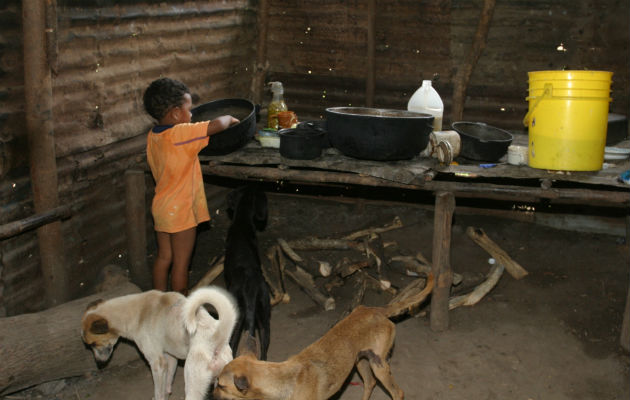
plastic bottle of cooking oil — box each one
[267,81,288,130]
[407,80,444,132]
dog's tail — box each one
[382,273,434,318]
[182,286,239,344]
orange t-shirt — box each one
[146,122,210,233]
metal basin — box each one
[325,107,434,161]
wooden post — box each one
[621,214,630,351]
[621,274,630,352]
[366,0,376,107]
[430,191,455,331]
[125,170,150,289]
[251,0,270,105]
[23,0,69,306]
[451,0,496,121]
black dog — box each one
[224,185,271,360]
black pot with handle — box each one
[451,121,513,162]
[325,107,433,161]
[192,98,257,156]
[279,127,325,160]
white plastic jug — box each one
[407,80,444,131]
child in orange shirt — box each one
[143,78,239,294]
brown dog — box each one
[213,274,434,400]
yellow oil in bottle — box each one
[267,82,288,130]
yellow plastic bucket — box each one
[523,70,613,171]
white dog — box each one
[81,286,238,400]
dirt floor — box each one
[5,188,630,400]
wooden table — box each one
[199,138,630,344]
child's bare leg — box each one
[170,227,196,295]
[153,231,172,291]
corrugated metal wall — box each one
[0,0,628,316]
[0,0,257,316]
[264,0,629,130]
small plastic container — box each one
[407,80,444,131]
[507,145,528,166]
[258,129,280,148]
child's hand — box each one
[207,115,240,136]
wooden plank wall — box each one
[264,0,628,130]
[0,0,257,316]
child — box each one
[143,77,239,294]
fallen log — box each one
[0,280,142,395]
[466,226,528,280]
[449,264,504,310]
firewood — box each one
[390,255,463,286]
[449,264,504,310]
[333,258,370,278]
[466,226,528,280]
[277,238,304,263]
[335,275,368,323]
[285,237,363,251]
[264,245,290,305]
[389,277,427,304]
[191,255,224,290]
[316,261,332,277]
[283,264,336,311]
[342,216,403,240]
[367,234,391,289]
[323,275,345,293]
[360,270,398,296]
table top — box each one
[200,138,630,190]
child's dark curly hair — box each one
[143,78,190,121]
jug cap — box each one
[268,81,284,94]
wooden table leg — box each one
[125,169,150,289]
[430,191,455,332]
[620,215,630,352]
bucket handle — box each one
[522,83,612,127]
[522,83,552,127]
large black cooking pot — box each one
[191,98,256,156]
[325,107,434,161]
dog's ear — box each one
[89,317,110,334]
[234,375,250,393]
[252,190,268,231]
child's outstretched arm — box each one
[207,115,240,136]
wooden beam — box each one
[430,191,455,331]
[201,164,629,206]
[0,205,73,240]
